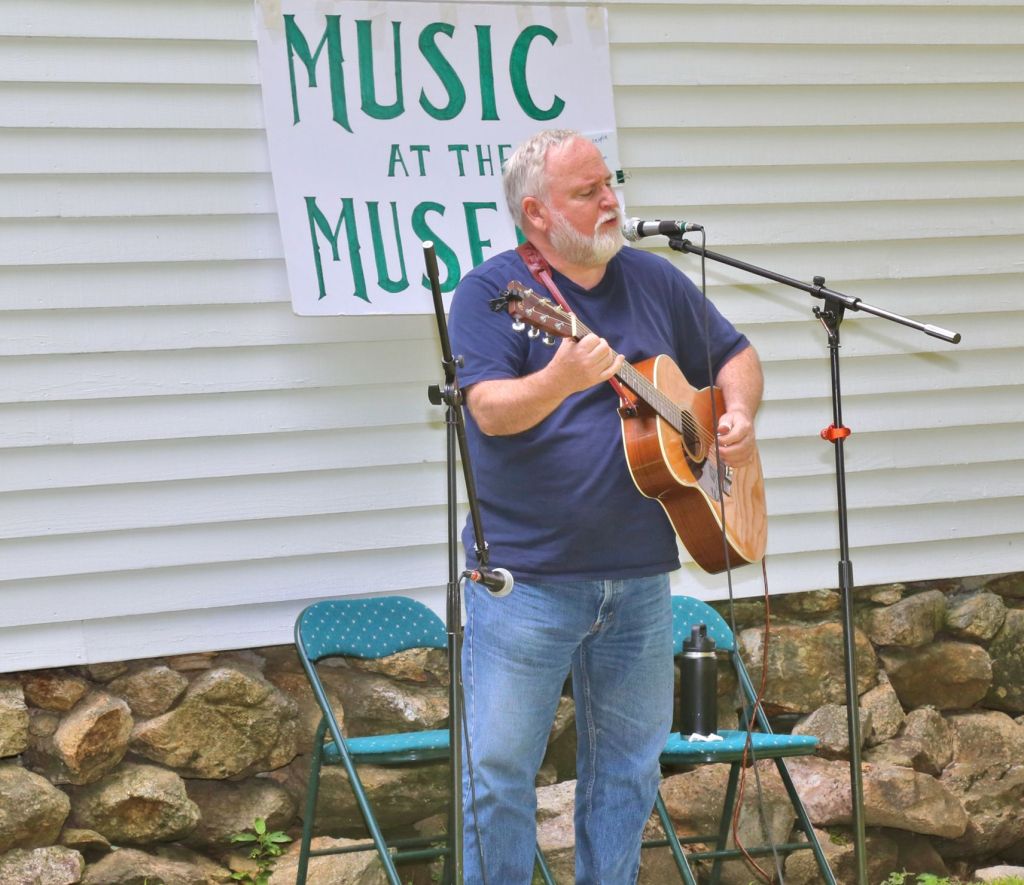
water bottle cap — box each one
[683,623,716,653]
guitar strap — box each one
[515,241,637,413]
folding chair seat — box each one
[294,596,554,885]
[644,596,837,885]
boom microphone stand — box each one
[423,242,499,885]
[666,235,961,885]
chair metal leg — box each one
[297,724,326,885]
[774,757,838,885]
[533,842,557,885]
[709,762,743,885]
[336,749,403,885]
[654,790,699,885]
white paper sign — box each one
[254,1,619,315]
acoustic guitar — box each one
[490,281,767,574]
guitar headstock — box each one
[492,280,580,341]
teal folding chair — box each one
[294,596,554,885]
[644,596,837,885]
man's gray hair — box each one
[502,129,584,227]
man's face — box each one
[541,139,624,267]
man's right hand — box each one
[546,334,625,396]
[465,334,624,437]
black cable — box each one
[695,233,785,884]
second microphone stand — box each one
[423,242,498,885]
[667,235,960,885]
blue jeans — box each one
[461,574,674,884]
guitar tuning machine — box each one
[527,326,541,339]
[542,334,556,346]
[511,318,526,332]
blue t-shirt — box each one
[447,245,749,582]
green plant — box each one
[230,817,293,885]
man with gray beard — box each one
[448,129,762,884]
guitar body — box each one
[621,355,767,573]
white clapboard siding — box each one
[1,0,1022,670]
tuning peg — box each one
[511,318,526,332]
[542,334,556,346]
[527,327,541,339]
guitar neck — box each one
[568,318,685,434]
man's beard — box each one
[549,209,625,267]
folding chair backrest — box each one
[296,597,447,664]
[671,596,735,654]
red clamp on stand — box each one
[821,424,852,442]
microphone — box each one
[465,567,514,598]
[622,217,703,241]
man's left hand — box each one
[715,411,757,467]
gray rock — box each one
[0,677,30,758]
[862,736,922,769]
[153,844,235,883]
[69,762,200,844]
[184,777,296,850]
[535,779,576,883]
[661,762,797,885]
[21,671,90,713]
[264,666,349,750]
[787,756,967,838]
[707,599,768,631]
[946,709,1024,765]
[863,706,961,776]
[58,827,111,859]
[0,763,71,852]
[164,652,217,672]
[268,836,389,884]
[738,622,877,715]
[903,707,953,753]
[945,591,1007,641]
[858,583,906,605]
[76,661,129,683]
[29,708,60,738]
[976,865,1024,882]
[27,691,133,785]
[542,696,577,782]
[345,646,448,686]
[213,649,267,672]
[283,753,448,836]
[860,678,906,746]
[770,589,842,618]
[329,667,448,738]
[793,704,872,759]
[985,609,1024,712]
[866,590,946,648]
[784,826,899,885]
[108,665,188,718]
[130,666,299,779]
[880,640,992,709]
[887,707,954,775]
[983,573,1024,599]
[79,847,216,885]
[936,762,1024,857]
[0,846,84,885]
[889,830,951,878]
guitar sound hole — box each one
[681,422,706,468]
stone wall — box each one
[1,571,1022,884]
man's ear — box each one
[521,196,547,232]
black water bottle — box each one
[680,624,718,736]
